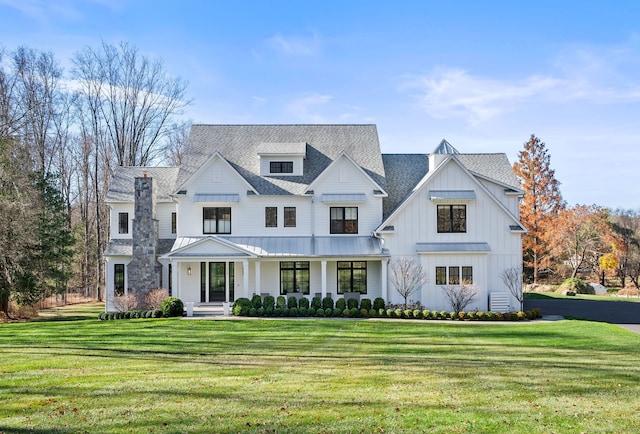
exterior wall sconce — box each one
[187,266,192,276]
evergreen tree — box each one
[513,135,565,283]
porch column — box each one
[243,260,249,298]
[225,261,230,303]
[172,261,179,299]
[255,261,261,296]
[321,260,327,299]
[381,258,388,302]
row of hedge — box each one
[232,296,542,321]
[98,297,184,320]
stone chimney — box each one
[127,175,161,294]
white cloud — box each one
[285,93,333,122]
[266,31,321,56]
[402,39,640,125]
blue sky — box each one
[1,0,639,209]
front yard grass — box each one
[1,304,639,433]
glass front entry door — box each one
[201,262,235,303]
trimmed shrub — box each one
[342,308,351,317]
[263,295,275,311]
[307,307,315,316]
[558,277,595,295]
[386,308,395,318]
[422,310,430,319]
[281,307,290,317]
[430,310,439,319]
[373,297,385,311]
[298,307,307,316]
[458,311,466,320]
[232,297,252,316]
[404,309,413,319]
[322,297,334,310]
[298,297,310,310]
[152,309,163,318]
[360,298,372,311]
[276,296,286,308]
[273,307,282,317]
[360,308,369,317]
[378,308,386,317]
[347,298,359,310]
[325,308,333,317]
[413,309,423,319]
[395,308,404,318]
[251,294,263,309]
[315,308,325,317]
[533,307,542,318]
[287,296,298,309]
[336,298,346,310]
[369,308,377,317]
[311,297,322,310]
[449,311,456,319]
[440,310,447,318]
[517,311,527,320]
[475,311,484,320]
[265,307,274,316]
[289,307,299,317]
[161,297,184,317]
[249,307,257,317]
[257,307,265,317]
[333,307,342,317]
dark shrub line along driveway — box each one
[524,296,640,334]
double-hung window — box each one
[437,205,466,233]
[265,207,277,227]
[203,207,231,234]
[284,207,296,227]
[280,261,310,294]
[118,212,129,234]
[330,207,358,234]
[337,261,367,294]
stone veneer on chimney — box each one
[127,175,162,294]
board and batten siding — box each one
[109,203,134,239]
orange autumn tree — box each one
[513,135,565,283]
[547,205,618,279]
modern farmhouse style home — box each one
[104,124,525,312]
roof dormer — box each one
[257,142,307,176]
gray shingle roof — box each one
[456,154,521,189]
[178,124,386,195]
[105,167,180,203]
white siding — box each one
[109,204,134,239]
[157,202,177,239]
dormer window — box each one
[270,161,293,174]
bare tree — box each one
[162,121,191,166]
[442,282,478,314]
[390,257,427,308]
[501,266,523,311]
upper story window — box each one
[330,207,358,234]
[118,212,129,234]
[265,207,277,227]
[284,207,296,227]
[171,212,177,234]
[203,207,231,234]
[270,161,293,174]
[437,205,466,233]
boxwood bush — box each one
[373,297,385,311]
[263,295,275,311]
[360,298,372,311]
[298,297,310,310]
[160,297,184,317]
[347,298,359,310]
[335,298,346,310]
[276,296,286,308]
[232,297,252,316]
[287,296,298,309]
[311,296,322,310]
[322,296,333,310]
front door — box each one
[209,262,226,302]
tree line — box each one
[514,135,640,288]
[0,42,190,316]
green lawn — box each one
[1,304,639,433]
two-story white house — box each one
[104,124,525,312]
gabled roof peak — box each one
[433,139,459,155]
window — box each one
[203,207,231,234]
[337,261,367,294]
[270,161,293,174]
[435,266,447,285]
[168,264,172,296]
[437,205,466,233]
[280,261,310,294]
[114,264,125,296]
[265,207,277,227]
[330,207,358,234]
[435,266,473,285]
[171,212,177,234]
[284,207,296,227]
[118,212,128,234]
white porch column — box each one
[172,261,179,299]
[321,260,327,299]
[243,260,249,298]
[255,261,261,296]
[381,258,388,302]
[225,261,230,303]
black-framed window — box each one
[265,207,277,227]
[437,205,466,233]
[270,161,293,174]
[203,207,231,234]
[435,266,447,285]
[171,212,177,234]
[280,261,310,294]
[168,264,172,296]
[330,207,358,234]
[337,261,367,294]
[118,212,128,234]
[114,264,125,296]
[435,266,473,285]
[284,207,296,227]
